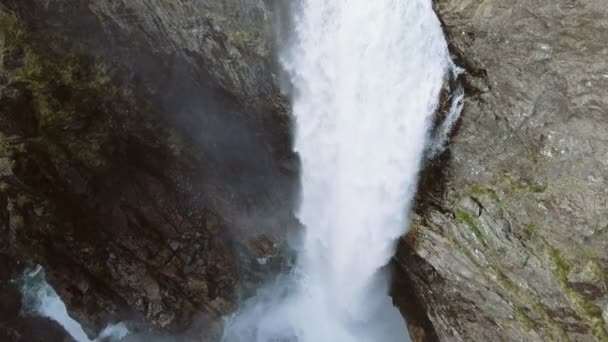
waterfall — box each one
[225,0,452,341]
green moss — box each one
[16,47,43,80]
[587,259,605,285]
[496,271,522,296]
[21,54,115,168]
[444,228,566,340]
[448,220,570,341]
[0,10,141,169]
[448,236,481,271]
[563,287,608,341]
[584,247,597,258]
[522,223,538,237]
[501,174,548,194]
[582,248,604,283]
[0,9,25,53]
[543,239,608,341]
[529,183,548,193]
[203,10,269,55]
[228,30,261,48]
[545,242,570,283]
[455,209,485,245]
[445,224,568,341]
[514,306,537,332]
[495,271,569,341]
[470,185,501,203]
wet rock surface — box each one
[396,1,608,341]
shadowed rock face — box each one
[0,0,296,339]
[396,1,608,341]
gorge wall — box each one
[0,0,296,340]
[396,0,608,341]
[0,0,607,341]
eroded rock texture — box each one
[0,0,295,339]
[397,1,608,341]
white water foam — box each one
[428,90,464,157]
[225,0,453,341]
[428,63,465,158]
[21,266,129,342]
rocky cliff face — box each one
[0,0,296,340]
[396,1,608,341]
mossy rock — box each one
[0,8,174,172]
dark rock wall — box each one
[0,0,296,339]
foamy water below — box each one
[21,266,129,342]
[223,1,454,341]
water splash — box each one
[428,63,465,158]
[21,266,129,342]
[224,1,452,341]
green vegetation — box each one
[584,247,598,259]
[0,9,144,169]
[495,270,570,341]
[0,9,24,54]
[443,215,569,341]
[581,247,605,287]
[455,209,485,245]
[470,185,501,203]
[587,259,605,287]
[501,174,548,193]
[529,183,548,193]
[204,11,269,55]
[228,30,264,50]
[542,239,608,341]
[514,306,537,332]
[545,243,570,283]
[522,223,538,237]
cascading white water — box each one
[21,266,129,342]
[224,1,452,341]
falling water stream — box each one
[20,266,129,342]
[224,0,455,341]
